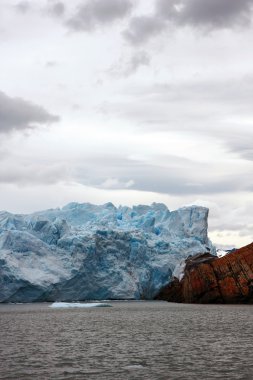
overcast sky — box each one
[0,0,253,248]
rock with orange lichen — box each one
[156,243,253,304]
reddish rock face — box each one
[156,243,253,304]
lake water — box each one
[0,301,252,379]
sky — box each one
[0,0,253,248]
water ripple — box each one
[0,302,253,379]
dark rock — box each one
[156,242,253,304]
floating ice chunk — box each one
[124,365,145,370]
[50,302,112,308]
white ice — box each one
[50,302,112,308]
[172,260,186,281]
[217,249,228,258]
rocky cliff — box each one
[0,202,214,302]
[156,243,253,304]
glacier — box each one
[0,202,215,302]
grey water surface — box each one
[0,301,253,380]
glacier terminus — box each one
[0,202,215,302]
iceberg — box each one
[0,202,215,302]
[50,302,112,308]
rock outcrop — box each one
[156,243,253,304]
[0,202,215,302]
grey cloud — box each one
[226,137,253,161]
[1,150,252,206]
[104,76,253,145]
[122,16,165,45]
[124,51,150,75]
[157,0,253,29]
[95,76,253,165]
[15,1,65,18]
[66,0,133,31]
[0,161,69,185]
[45,60,58,68]
[122,79,253,117]
[0,91,59,134]
[48,1,65,17]
[15,1,31,14]
[207,201,253,238]
[108,51,150,77]
[123,0,253,45]
[74,154,253,196]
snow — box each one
[0,202,216,302]
[217,249,228,258]
[172,260,186,281]
[50,302,112,308]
